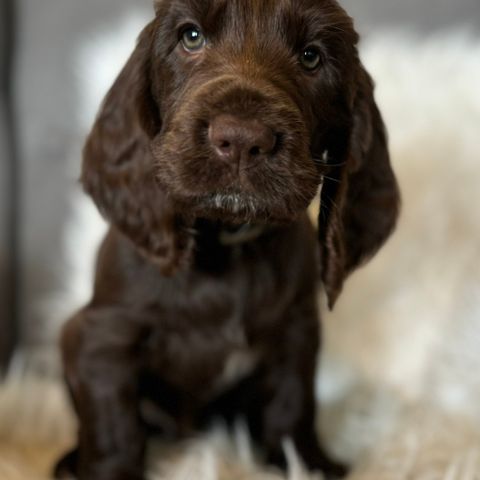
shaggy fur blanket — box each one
[1,27,479,480]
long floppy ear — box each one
[319,66,400,308]
[82,21,193,274]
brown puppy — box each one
[55,1,400,479]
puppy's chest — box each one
[149,309,259,397]
[146,243,291,397]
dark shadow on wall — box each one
[0,0,20,371]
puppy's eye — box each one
[181,26,206,52]
[299,46,323,71]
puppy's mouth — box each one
[205,192,258,214]
[178,191,276,224]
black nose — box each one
[208,114,277,165]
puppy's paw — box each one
[302,450,349,479]
[266,446,349,479]
[53,448,78,479]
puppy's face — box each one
[148,0,359,224]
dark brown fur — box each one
[55,1,400,479]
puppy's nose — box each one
[208,114,277,164]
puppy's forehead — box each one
[156,0,342,33]
[155,0,327,11]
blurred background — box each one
[1,0,479,372]
[1,1,480,479]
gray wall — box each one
[15,0,151,348]
[343,0,480,35]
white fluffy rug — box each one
[1,26,480,480]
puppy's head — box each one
[83,0,400,306]
[146,0,359,223]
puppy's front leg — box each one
[258,301,348,479]
[56,308,148,480]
